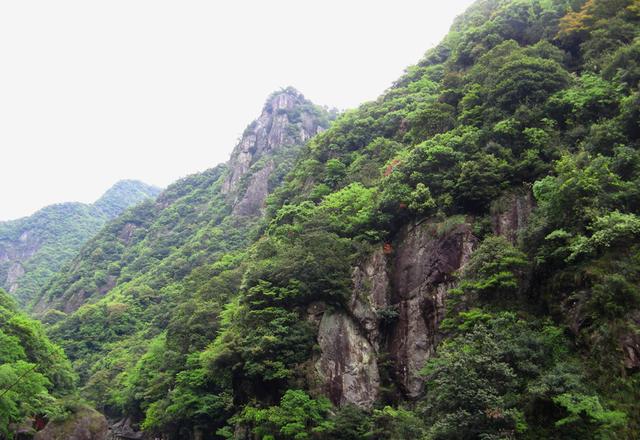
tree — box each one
[457,236,528,302]
[420,313,625,439]
[236,390,334,440]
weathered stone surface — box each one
[389,222,476,398]
[316,220,477,406]
[62,289,89,314]
[106,417,143,440]
[34,407,108,440]
[306,301,327,328]
[349,249,390,349]
[316,310,380,408]
[622,312,640,371]
[222,88,326,216]
[117,223,138,245]
[7,262,25,291]
[0,230,40,293]
[232,162,275,216]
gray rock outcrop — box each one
[315,219,478,406]
[33,408,108,440]
[222,88,327,217]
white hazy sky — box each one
[0,0,475,221]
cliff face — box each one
[314,221,477,407]
[223,88,327,216]
[0,180,159,306]
[315,194,534,407]
[0,230,38,293]
[389,222,477,398]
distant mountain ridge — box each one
[94,180,163,218]
[0,180,160,305]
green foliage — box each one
[457,236,529,301]
[553,393,626,433]
[204,287,314,383]
[0,288,76,435]
[532,153,629,234]
[19,0,640,437]
[0,361,53,437]
[548,74,622,127]
[566,211,640,261]
[231,390,334,440]
[0,181,159,305]
[488,51,572,112]
[421,312,624,439]
[318,183,378,239]
[320,405,371,440]
[369,406,426,440]
[404,102,457,144]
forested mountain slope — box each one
[23,0,640,438]
[29,89,331,431]
[0,180,160,306]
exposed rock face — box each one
[33,407,108,440]
[349,249,391,350]
[565,290,640,372]
[491,190,534,244]
[315,220,478,406]
[62,289,90,314]
[316,310,380,408]
[389,222,476,398]
[106,417,143,440]
[315,249,390,408]
[7,262,25,292]
[223,88,327,216]
[232,162,275,216]
[0,231,41,292]
[622,313,640,370]
[117,223,139,246]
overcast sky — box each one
[0,0,475,221]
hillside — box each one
[33,89,331,412]
[0,180,160,306]
[9,0,640,439]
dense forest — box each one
[0,180,160,307]
[2,0,640,438]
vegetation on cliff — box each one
[3,0,639,438]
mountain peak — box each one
[94,180,161,218]
[221,89,330,210]
[263,86,306,112]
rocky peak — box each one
[222,88,328,215]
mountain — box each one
[10,0,640,439]
[32,88,330,319]
[93,180,163,218]
[0,180,160,305]
[33,88,331,375]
